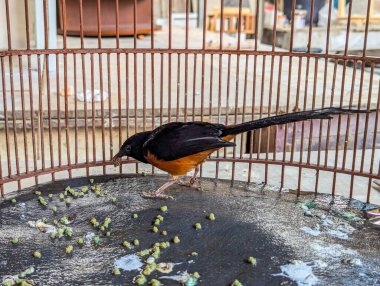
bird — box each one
[112,107,365,199]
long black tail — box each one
[221,107,368,137]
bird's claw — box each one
[190,177,198,185]
[177,180,203,192]
[142,191,174,200]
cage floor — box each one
[1,175,379,286]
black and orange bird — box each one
[112,107,361,199]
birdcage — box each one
[1,0,380,285]
[1,0,379,204]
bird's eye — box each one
[126,145,131,152]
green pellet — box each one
[143,263,157,276]
[82,187,88,192]
[49,233,56,239]
[111,197,117,203]
[93,236,100,245]
[159,242,169,249]
[59,193,65,200]
[133,213,139,219]
[157,215,164,222]
[135,275,147,285]
[57,228,64,236]
[133,239,140,246]
[52,206,58,212]
[154,219,160,226]
[60,216,69,225]
[137,249,150,257]
[100,226,105,232]
[90,186,95,191]
[150,279,161,286]
[77,237,84,246]
[65,186,71,191]
[20,281,32,286]
[173,236,180,244]
[38,196,48,206]
[231,279,243,286]
[193,272,200,278]
[152,226,158,233]
[33,251,41,258]
[160,205,168,212]
[247,256,257,265]
[11,198,17,204]
[161,230,167,236]
[90,178,94,184]
[106,231,111,237]
[64,228,73,237]
[194,223,202,230]
[152,246,160,254]
[66,245,73,254]
[35,191,41,196]
[65,198,72,205]
[122,241,131,248]
[152,252,160,259]
[190,252,198,256]
[209,213,215,221]
[113,268,121,275]
[48,194,53,198]
[10,237,19,245]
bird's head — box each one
[111,131,151,166]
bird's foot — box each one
[142,191,174,200]
[177,178,203,191]
[142,179,177,200]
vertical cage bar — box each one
[107,54,113,160]
[0,58,11,180]
[280,0,296,188]
[90,54,96,164]
[18,57,29,176]
[192,54,197,122]
[37,55,46,173]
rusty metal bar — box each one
[3,49,380,63]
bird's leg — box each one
[142,176,177,199]
[177,167,202,191]
[190,167,199,185]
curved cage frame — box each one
[0,0,379,204]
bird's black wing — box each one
[143,122,235,161]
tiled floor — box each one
[1,26,379,120]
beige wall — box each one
[0,0,35,49]
[0,0,36,50]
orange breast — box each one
[145,135,236,176]
[146,149,217,176]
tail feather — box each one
[221,107,370,137]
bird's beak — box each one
[111,153,122,167]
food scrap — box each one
[173,236,180,244]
